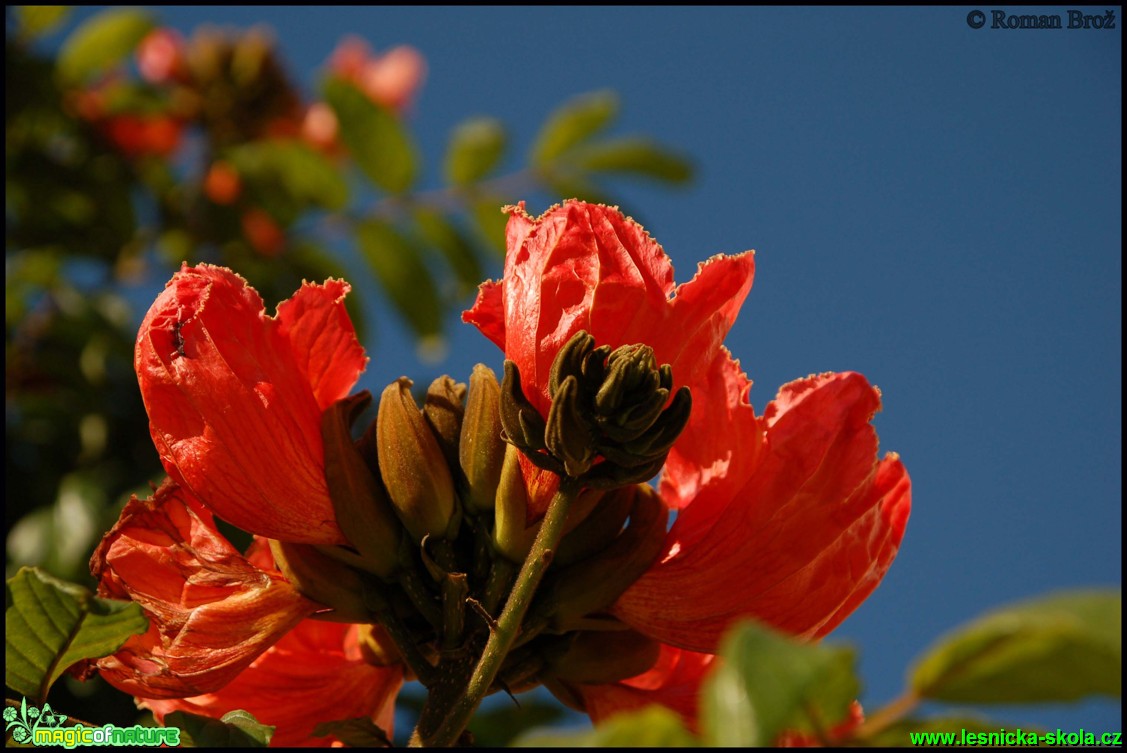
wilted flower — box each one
[465,200,911,726]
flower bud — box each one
[423,375,466,477]
[541,484,668,631]
[459,364,506,512]
[356,623,402,668]
[269,539,371,623]
[493,443,537,562]
[543,629,661,685]
[554,485,634,567]
[377,378,456,542]
[321,391,402,577]
[502,331,691,485]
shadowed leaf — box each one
[57,8,154,85]
[5,567,148,703]
[910,589,1121,704]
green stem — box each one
[413,480,579,747]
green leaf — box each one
[13,6,72,39]
[444,117,508,187]
[57,9,154,85]
[466,698,568,748]
[858,715,1038,747]
[324,78,417,194]
[312,717,392,747]
[226,141,348,211]
[413,207,484,295]
[530,90,619,168]
[5,567,148,703]
[571,137,694,184]
[541,172,617,209]
[469,197,511,256]
[512,706,697,748]
[168,709,274,747]
[910,589,1121,704]
[702,620,860,746]
[356,219,442,339]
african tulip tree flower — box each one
[140,608,403,747]
[465,199,911,723]
[135,263,366,545]
[90,479,319,698]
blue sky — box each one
[62,6,1123,734]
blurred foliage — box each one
[5,5,693,582]
[5,5,691,733]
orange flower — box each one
[204,161,242,205]
[240,208,285,256]
[464,200,911,727]
[135,263,366,544]
[91,479,318,698]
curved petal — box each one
[92,480,318,698]
[136,263,358,544]
[465,201,753,418]
[275,278,367,411]
[562,644,715,734]
[142,620,403,747]
[615,371,911,650]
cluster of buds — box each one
[275,331,690,703]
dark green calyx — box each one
[499,330,691,486]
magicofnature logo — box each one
[4,697,181,748]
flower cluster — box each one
[87,200,910,745]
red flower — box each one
[101,114,184,159]
[465,200,911,727]
[91,479,318,698]
[135,263,366,544]
[136,28,188,85]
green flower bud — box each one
[321,391,402,578]
[493,443,538,562]
[459,364,506,512]
[376,377,456,543]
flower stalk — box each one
[411,478,580,747]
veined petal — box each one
[142,620,403,747]
[92,480,318,698]
[563,644,715,734]
[136,263,357,544]
[276,278,367,411]
[616,371,911,650]
[466,201,752,417]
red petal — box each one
[142,620,403,747]
[463,279,505,351]
[93,480,317,698]
[615,371,911,650]
[276,278,367,411]
[659,348,763,513]
[567,644,715,734]
[136,264,349,544]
